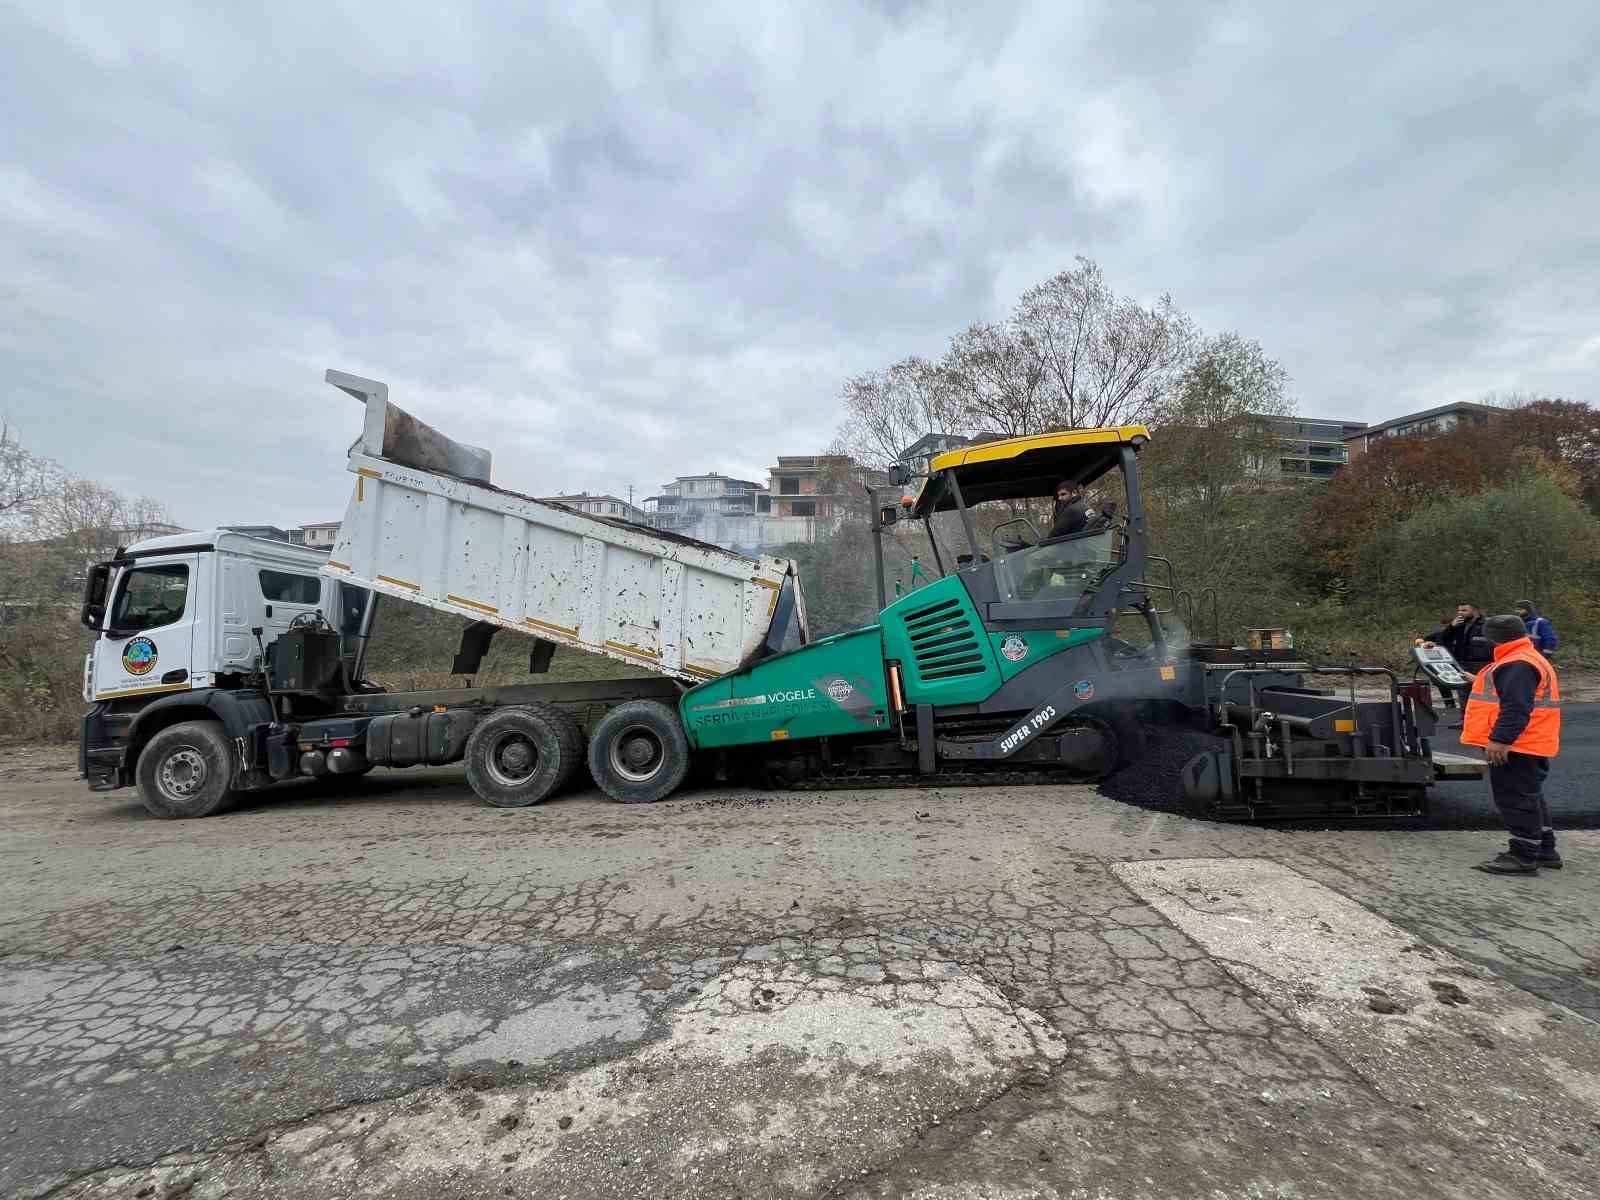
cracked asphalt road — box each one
[2,718,1598,1199]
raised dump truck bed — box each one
[320,371,806,683]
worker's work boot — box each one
[1475,850,1539,875]
[1539,833,1563,870]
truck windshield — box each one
[110,564,189,633]
[993,530,1121,606]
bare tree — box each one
[941,322,1048,439]
[1,441,174,602]
[0,420,62,541]
[1149,332,1293,500]
[832,356,966,468]
[1014,258,1199,430]
[833,258,1200,467]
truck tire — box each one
[587,700,690,804]
[136,721,236,819]
[464,704,581,808]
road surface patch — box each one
[1115,857,1600,1191]
[49,961,1067,1199]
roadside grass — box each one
[0,616,91,745]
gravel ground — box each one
[2,725,1597,1199]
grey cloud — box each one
[1,1,1596,529]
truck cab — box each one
[79,531,371,794]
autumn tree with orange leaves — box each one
[1301,399,1600,615]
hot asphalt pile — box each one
[1098,724,1217,813]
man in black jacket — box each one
[1422,602,1488,723]
[1049,481,1088,539]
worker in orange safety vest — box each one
[1460,614,1562,874]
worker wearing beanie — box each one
[1514,600,1558,659]
[1460,614,1563,874]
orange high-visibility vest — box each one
[1461,637,1561,755]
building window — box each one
[790,499,817,517]
[778,477,800,495]
[757,496,771,513]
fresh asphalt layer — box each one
[1429,702,1596,825]
[0,706,1595,1199]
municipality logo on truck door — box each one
[122,637,158,676]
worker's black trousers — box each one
[1488,752,1554,860]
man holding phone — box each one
[1421,602,1489,725]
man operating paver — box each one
[1421,602,1489,725]
[1461,613,1564,874]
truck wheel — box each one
[587,700,690,804]
[464,704,581,808]
[137,721,236,819]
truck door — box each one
[256,564,327,646]
[92,555,199,700]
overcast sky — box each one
[4,1,1598,528]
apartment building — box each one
[645,474,766,531]
[643,457,883,553]
[766,455,861,520]
[295,520,342,549]
[1344,401,1503,459]
[1256,415,1369,480]
[537,493,651,524]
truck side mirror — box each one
[878,505,900,527]
[888,462,912,488]
[80,563,111,630]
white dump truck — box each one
[79,370,807,817]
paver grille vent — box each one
[905,596,985,681]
